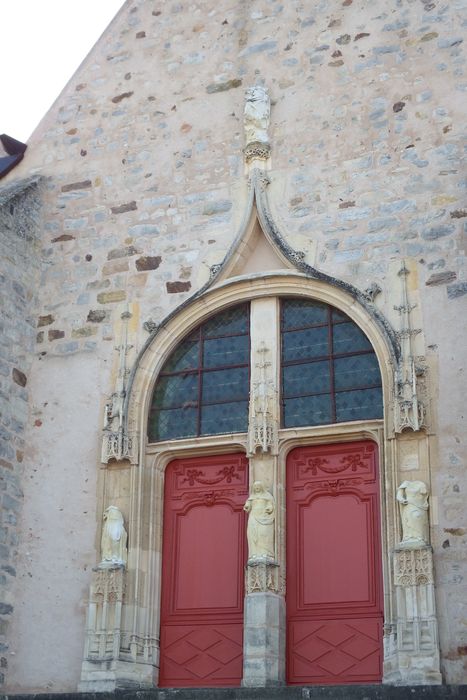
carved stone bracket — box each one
[102,428,137,464]
[391,545,441,684]
[247,343,278,456]
[83,566,125,663]
[394,547,434,587]
[246,558,280,594]
[393,262,427,433]
[244,141,271,164]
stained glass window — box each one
[148,304,249,441]
[281,299,383,428]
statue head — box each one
[103,506,124,525]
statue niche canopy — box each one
[147,298,383,443]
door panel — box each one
[287,441,383,685]
[159,453,248,687]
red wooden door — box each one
[286,441,383,685]
[159,453,248,687]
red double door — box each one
[159,442,383,687]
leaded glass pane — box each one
[335,387,383,422]
[282,299,328,330]
[161,338,199,373]
[202,367,249,403]
[148,407,197,441]
[283,394,332,428]
[203,305,248,337]
[332,308,350,323]
[333,322,372,354]
[152,373,198,409]
[282,326,329,362]
[201,401,248,435]
[334,354,381,391]
[283,360,330,397]
[203,335,249,368]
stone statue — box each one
[396,480,430,547]
[244,85,270,145]
[100,506,127,567]
[244,481,275,560]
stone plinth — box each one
[242,559,285,687]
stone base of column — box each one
[242,589,285,687]
[388,546,442,686]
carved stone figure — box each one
[244,86,270,145]
[100,506,127,566]
[244,481,275,560]
[396,480,429,547]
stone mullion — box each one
[243,297,285,687]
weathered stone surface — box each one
[110,202,137,215]
[111,91,134,104]
[48,330,65,341]
[71,327,97,338]
[206,78,242,93]
[51,234,75,243]
[426,271,457,286]
[37,314,54,327]
[447,282,467,299]
[102,259,129,275]
[86,310,108,323]
[11,370,27,388]
[135,255,161,271]
[166,281,191,293]
[107,245,139,260]
[61,180,92,192]
[97,291,127,304]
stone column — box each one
[242,559,285,686]
[393,546,442,684]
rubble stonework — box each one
[0,0,465,692]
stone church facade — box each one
[0,0,465,693]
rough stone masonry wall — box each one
[1,0,466,691]
[0,180,41,687]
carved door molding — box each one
[159,453,248,687]
[286,440,383,685]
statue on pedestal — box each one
[396,480,430,547]
[100,506,127,567]
[244,481,275,560]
